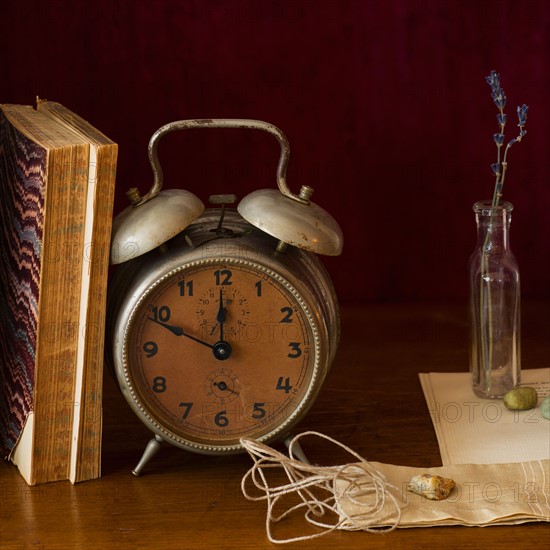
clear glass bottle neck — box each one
[473,201,513,254]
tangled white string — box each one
[240,431,402,544]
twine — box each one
[240,431,402,544]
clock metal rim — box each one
[116,255,324,455]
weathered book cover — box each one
[0,110,47,462]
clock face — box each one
[122,259,320,452]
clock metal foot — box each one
[283,435,310,465]
[132,435,163,476]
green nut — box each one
[540,396,550,420]
[503,387,538,410]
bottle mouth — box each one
[473,200,513,215]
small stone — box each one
[408,474,455,501]
[503,387,538,410]
[540,396,550,420]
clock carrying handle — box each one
[135,119,308,207]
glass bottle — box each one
[469,200,520,399]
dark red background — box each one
[2,0,549,303]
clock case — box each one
[106,207,340,455]
[105,119,343,471]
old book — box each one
[37,100,118,482]
[0,102,117,484]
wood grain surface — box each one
[1,302,548,548]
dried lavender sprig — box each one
[486,70,507,110]
[485,71,528,206]
[494,103,528,205]
[486,71,507,199]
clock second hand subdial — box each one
[213,380,239,396]
[147,317,213,349]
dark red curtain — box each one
[2,0,549,303]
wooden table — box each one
[1,303,549,548]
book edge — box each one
[10,412,36,485]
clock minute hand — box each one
[148,317,213,349]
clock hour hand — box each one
[147,317,213,349]
[211,289,232,361]
[216,289,227,342]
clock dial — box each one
[123,260,319,451]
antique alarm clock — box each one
[107,120,343,475]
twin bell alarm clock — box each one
[107,119,343,475]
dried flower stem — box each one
[486,70,528,206]
[477,71,528,393]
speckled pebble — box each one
[540,396,550,420]
[503,387,538,410]
[408,474,455,500]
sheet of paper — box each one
[419,368,550,465]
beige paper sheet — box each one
[241,434,550,542]
[337,459,550,528]
[419,368,550,465]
